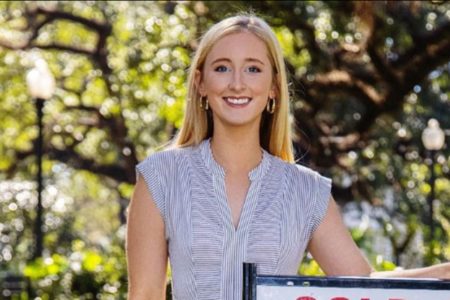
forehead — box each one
[205,31,271,64]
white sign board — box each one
[257,285,450,300]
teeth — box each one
[225,97,250,104]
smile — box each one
[223,97,251,106]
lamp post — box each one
[421,119,445,246]
[26,58,55,259]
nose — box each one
[228,70,245,92]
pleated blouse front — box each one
[136,139,331,300]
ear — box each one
[195,69,205,95]
[269,83,277,99]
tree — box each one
[0,1,449,297]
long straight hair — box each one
[174,14,294,163]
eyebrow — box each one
[211,57,265,65]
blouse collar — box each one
[198,138,271,181]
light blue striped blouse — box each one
[136,139,331,300]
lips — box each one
[223,96,251,106]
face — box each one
[196,31,276,131]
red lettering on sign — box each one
[295,296,406,300]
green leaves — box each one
[24,254,68,280]
[22,240,127,298]
[0,1,449,298]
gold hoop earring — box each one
[200,96,209,110]
[266,97,275,114]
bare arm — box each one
[371,262,450,279]
[127,176,168,299]
[308,197,450,279]
[308,197,373,276]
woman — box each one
[127,14,449,300]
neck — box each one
[210,125,262,174]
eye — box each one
[214,65,229,72]
[246,66,261,73]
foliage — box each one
[22,239,126,299]
[0,179,127,299]
[0,1,449,298]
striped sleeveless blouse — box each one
[136,139,331,300]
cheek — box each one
[203,76,229,92]
[250,76,273,95]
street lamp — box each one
[421,118,445,245]
[26,58,55,259]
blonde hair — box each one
[174,14,294,163]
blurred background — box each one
[0,1,449,299]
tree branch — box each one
[366,14,401,86]
[48,147,133,183]
[401,35,450,91]
[34,43,94,56]
[393,20,450,68]
[311,70,384,105]
[31,6,110,33]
